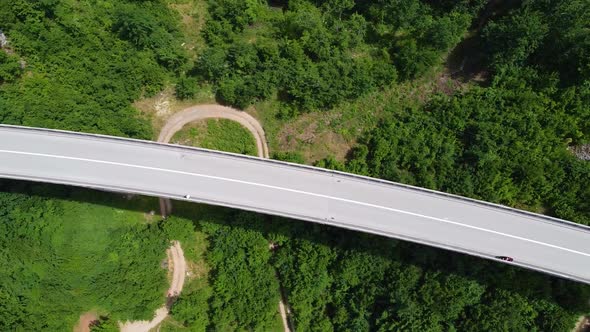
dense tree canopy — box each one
[269,219,590,332]
[192,0,485,111]
[482,0,590,85]
[341,62,590,226]
[0,0,188,137]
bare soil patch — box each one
[73,312,98,332]
[573,316,590,332]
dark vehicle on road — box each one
[495,256,514,262]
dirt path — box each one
[278,298,292,332]
[157,104,269,158]
[574,315,590,332]
[119,241,186,332]
[154,104,291,332]
[73,312,98,332]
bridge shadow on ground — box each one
[2,179,589,322]
[0,179,162,216]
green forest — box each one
[1,0,589,331]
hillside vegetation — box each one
[0,0,188,137]
[191,0,486,112]
[0,183,171,330]
[0,0,190,329]
[0,0,589,331]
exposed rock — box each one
[0,31,7,48]
[570,144,590,161]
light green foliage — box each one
[0,184,169,330]
[163,216,196,246]
[170,281,212,331]
[171,119,257,156]
[0,52,22,83]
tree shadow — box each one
[443,0,521,86]
[445,34,489,85]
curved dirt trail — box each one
[149,105,291,332]
[157,104,269,158]
[119,241,186,332]
[157,104,269,218]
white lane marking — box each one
[2,149,590,258]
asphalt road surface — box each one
[1,125,590,284]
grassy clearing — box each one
[135,0,213,137]
[252,64,468,163]
[170,118,257,156]
[166,0,208,62]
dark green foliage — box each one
[314,156,346,171]
[194,0,482,111]
[0,52,22,83]
[113,3,188,72]
[271,221,588,332]
[272,151,306,164]
[175,76,199,100]
[482,0,590,85]
[275,237,336,331]
[0,0,188,138]
[483,8,549,67]
[344,71,590,223]
[171,210,280,330]
[90,317,119,332]
[202,212,279,330]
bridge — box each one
[1,124,589,284]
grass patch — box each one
[0,185,168,330]
[166,0,208,61]
[170,118,257,156]
[252,64,466,164]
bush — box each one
[175,76,199,100]
[0,52,22,83]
